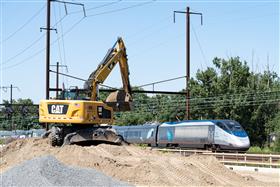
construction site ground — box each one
[0,138,279,186]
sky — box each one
[0,0,279,103]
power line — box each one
[132,98,280,113]
[3,1,155,70]
[3,16,85,70]
[53,4,63,66]
[2,14,68,66]
[70,0,122,15]
[129,31,185,59]
[116,98,279,117]
[57,3,68,87]
[127,22,173,46]
[2,34,45,65]
[130,90,280,105]
[138,76,186,88]
[58,4,67,68]
[3,48,45,70]
[132,90,280,103]
[0,4,46,44]
[191,24,208,67]
[86,0,156,17]
[133,97,280,109]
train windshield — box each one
[223,121,244,132]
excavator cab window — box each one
[63,90,77,100]
[60,89,90,100]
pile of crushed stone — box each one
[2,155,130,186]
[1,138,279,186]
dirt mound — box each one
[2,155,130,186]
[0,138,278,186]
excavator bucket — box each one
[105,90,133,111]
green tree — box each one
[0,98,39,130]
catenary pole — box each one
[46,0,51,99]
[174,6,203,120]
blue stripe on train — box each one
[232,131,248,137]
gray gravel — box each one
[2,155,132,187]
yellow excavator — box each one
[39,37,133,146]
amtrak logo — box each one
[167,130,173,141]
[147,129,154,139]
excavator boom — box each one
[84,37,132,111]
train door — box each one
[208,125,215,144]
[152,125,160,147]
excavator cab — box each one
[60,88,89,100]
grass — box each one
[248,146,280,154]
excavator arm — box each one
[84,37,133,111]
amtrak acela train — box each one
[113,120,250,151]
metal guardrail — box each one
[154,148,280,168]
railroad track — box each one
[153,148,280,168]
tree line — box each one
[0,57,279,149]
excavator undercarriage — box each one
[43,125,124,146]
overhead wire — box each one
[132,98,280,111]
[129,31,185,59]
[116,98,279,117]
[127,21,173,46]
[138,76,186,88]
[132,90,280,102]
[2,34,46,65]
[69,0,123,15]
[131,90,280,106]
[58,4,68,69]
[86,0,156,17]
[3,16,85,70]
[0,4,46,44]
[2,13,68,66]
[191,23,208,68]
[131,98,280,113]
[58,3,68,87]
[53,4,63,66]
[3,0,155,70]
[125,15,172,41]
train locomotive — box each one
[113,120,250,151]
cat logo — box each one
[51,105,64,114]
[48,104,68,114]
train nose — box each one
[236,137,250,148]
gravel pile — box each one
[2,155,132,187]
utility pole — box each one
[41,0,85,99]
[46,0,51,99]
[10,84,12,104]
[56,62,59,98]
[0,84,20,104]
[50,62,68,98]
[40,0,52,100]
[174,7,203,120]
[1,84,20,131]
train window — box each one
[126,131,141,138]
[216,122,228,131]
[224,121,244,131]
